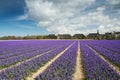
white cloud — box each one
[98,25,120,34]
[106,0,120,5]
[25,0,120,35]
[16,14,28,20]
[25,0,57,21]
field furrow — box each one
[87,45,120,75]
[34,41,77,80]
[72,41,84,80]
[26,41,75,80]
[0,40,119,80]
[80,41,120,80]
[0,40,74,79]
[0,46,60,72]
[87,43,120,67]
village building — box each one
[104,32,112,40]
[113,32,120,39]
[43,34,57,39]
[87,30,100,39]
[57,34,71,39]
[73,34,86,39]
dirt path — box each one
[0,46,60,73]
[87,45,120,75]
[26,42,75,80]
[72,41,84,80]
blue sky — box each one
[0,0,120,36]
[0,0,47,36]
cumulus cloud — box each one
[25,0,120,34]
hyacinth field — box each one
[0,40,120,80]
